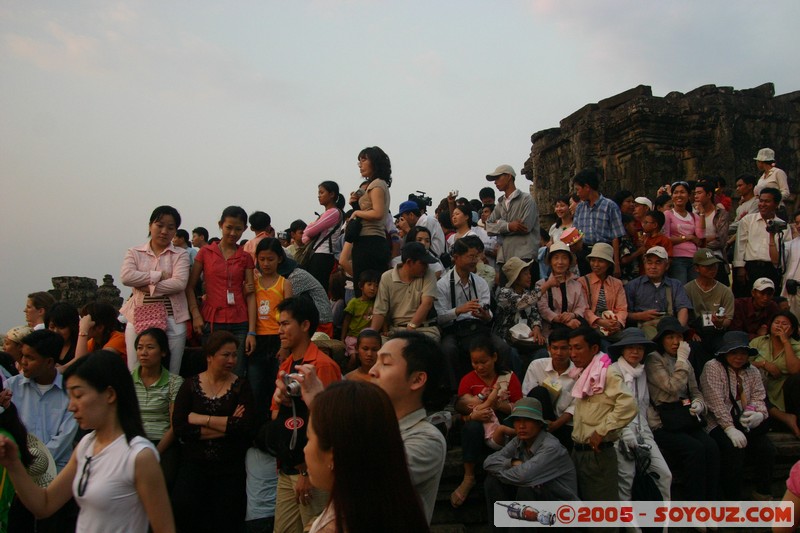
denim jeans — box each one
[668,256,697,284]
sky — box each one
[1,0,799,331]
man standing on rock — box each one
[485,164,539,282]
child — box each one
[252,238,292,422]
[638,210,673,271]
[452,337,522,508]
[345,330,381,383]
[618,214,640,282]
[341,270,379,364]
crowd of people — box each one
[1,144,800,532]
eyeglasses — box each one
[77,456,92,497]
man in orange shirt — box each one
[270,296,341,533]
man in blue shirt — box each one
[572,168,626,276]
[5,329,77,471]
[624,246,693,339]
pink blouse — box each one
[120,242,190,322]
[663,209,704,258]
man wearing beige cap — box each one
[754,148,790,200]
[730,277,780,340]
[623,246,692,339]
[484,164,539,276]
[632,197,652,228]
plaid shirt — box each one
[699,359,768,432]
[573,195,626,246]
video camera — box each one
[766,219,788,234]
[408,191,432,209]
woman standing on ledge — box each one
[347,147,392,294]
[120,205,190,374]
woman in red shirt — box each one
[186,206,256,376]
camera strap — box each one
[450,269,478,309]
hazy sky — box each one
[2,1,799,331]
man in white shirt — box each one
[734,187,789,294]
[521,329,576,450]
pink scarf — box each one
[569,353,612,398]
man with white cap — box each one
[730,277,780,340]
[484,164,539,274]
[483,397,579,510]
[623,246,692,339]
[754,148,790,200]
[632,197,652,228]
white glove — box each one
[689,399,704,416]
[724,426,748,448]
[676,341,691,363]
[621,431,639,450]
[740,411,765,430]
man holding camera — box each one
[435,236,506,390]
[734,187,789,293]
[270,297,342,533]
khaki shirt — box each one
[373,265,438,327]
[571,363,637,444]
[645,351,704,430]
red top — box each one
[195,243,254,324]
[458,371,522,403]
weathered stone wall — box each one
[523,83,800,217]
[49,275,124,311]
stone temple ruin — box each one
[49,275,124,312]
[522,83,800,216]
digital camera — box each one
[282,373,302,397]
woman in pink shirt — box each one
[302,180,345,293]
[120,206,190,374]
[663,181,705,283]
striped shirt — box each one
[573,195,626,246]
[132,367,183,441]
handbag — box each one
[343,217,362,244]
[652,381,704,432]
[631,451,663,501]
[133,302,168,334]
[294,210,344,268]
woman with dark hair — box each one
[0,350,175,532]
[400,226,444,277]
[45,301,79,366]
[305,380,430,533]
[120,205,190,374]
[132,327,183,487]
[186,206,257,376]
[172,331,255,533]
[700,331,774,500]
[70,302,127,367]
[548,195,574,245]
[348,147,392,292]
[612,190,635,216]
[452,337,521,508]
[302,181,345,292]
[750,311,800,437]
[445,205,474,252]
[664,181,705,283]
[646,317,719,501]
